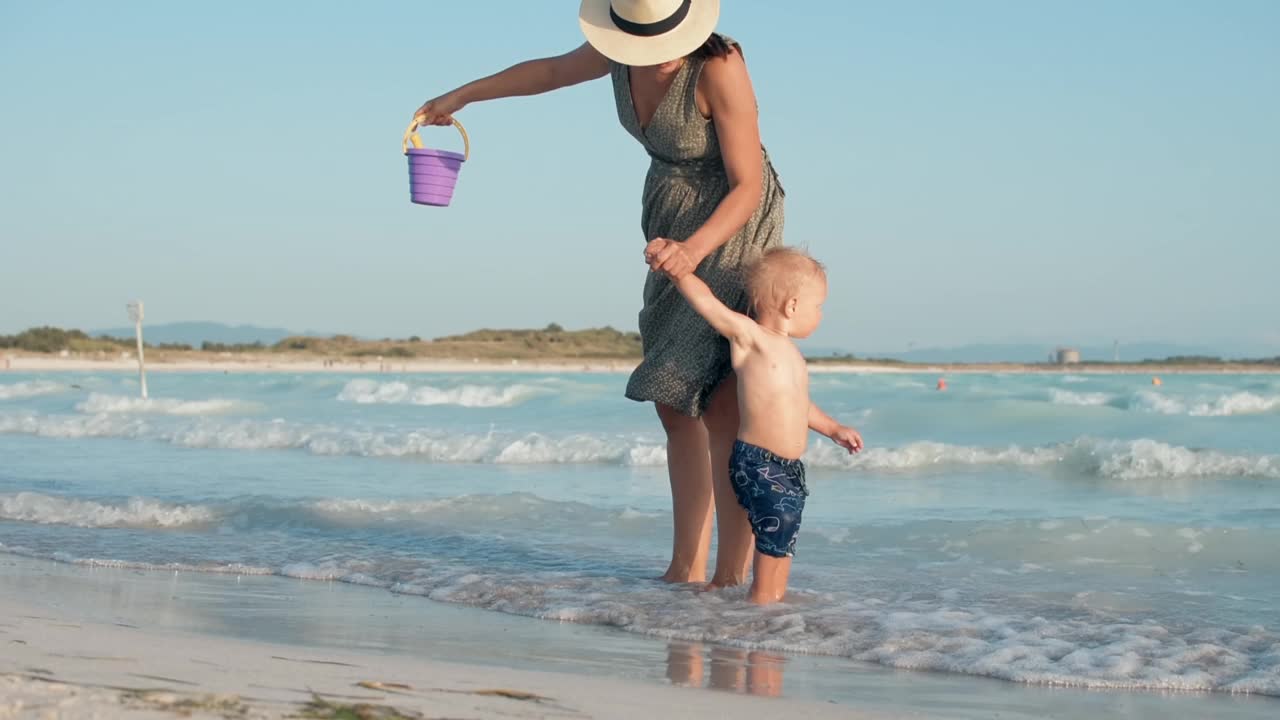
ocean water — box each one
[1,370,1279,698]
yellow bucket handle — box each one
[403,118,470,161]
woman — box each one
[413,1,788,587]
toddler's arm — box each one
[646,240,757,347]
[809,403,864,454]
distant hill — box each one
[90,322,299,346]
[862,342,1232,364]
[794,343,853,358]
[69,322,1274,363]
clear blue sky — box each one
[2,1,1277,353]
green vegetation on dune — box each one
[3,325,1278,367]
[429,324,642,358]
[807,353,907,365]
[258,324,642,359]
[1,324,643,360]
[0,326,118,353]
[0,326,193,354]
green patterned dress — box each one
[611,39,786,417]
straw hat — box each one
[579,0,721,66]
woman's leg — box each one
[709,647,749,693]
[656,402,714,583]
[703,375,755,587]
[665,642,705,687]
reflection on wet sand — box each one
[666,642,786,697]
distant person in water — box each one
[646,242,864,603]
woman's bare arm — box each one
[646,49,765,278]
[414,43,609,125]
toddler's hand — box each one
[645,238,698,280]
[643,239,671,267]
[831,425,864,454]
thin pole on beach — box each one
[127,301,148,399]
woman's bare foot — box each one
[657,566,706,584]
[705,570,749,589]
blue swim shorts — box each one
[729,439,808,558]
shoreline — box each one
[1,601,869,720]
[3,554,1274,719]
[0,556,881,720]
[2,354,644,375]
[4,354,1278,375]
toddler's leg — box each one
[748,551,792,604]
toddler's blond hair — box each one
[745,247,827,314]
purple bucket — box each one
[403,119,470,207]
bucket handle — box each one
[402,118,470,161]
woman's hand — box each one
[413,90,468,127]
[645,238,701,280]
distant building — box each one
[1055,347,1081,365]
